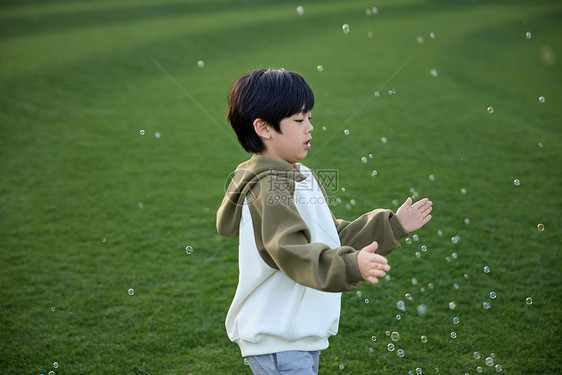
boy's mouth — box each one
[304,138,311,149]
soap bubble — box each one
[370,170,378,177]
[417,304,428,316]
[487,106,494,114]
[453,316,460,324]
[526,297,533,305]
[451,235,460,244]
[339,364,345,370]
[464,218,470,225]
[448,301,456,310]
[437,229,443,236]
[491,353,496,359]
[405,238,412,244]
[429,174,435,181]
[371,335,377,341]
[397,349,405,358]
[483,302,491,310]
[296,5,304,15]
[367,31,373,38]
[417,35,424,44]
[374,91,380,97]
[405,293,413,301]
[495,364,503,372]
[344,129,350,135]
[450,332,457,339]
[186,246,193,254]
[128,288,134,295]
[421,245,427,252]
[430,32,435,39]
[421,335,428,343]
[412,277,418,285]
[316,65,323,72]
[364,299,369,304]
[391,331,400,341]
[397,300,406,311]
[539,96,545,103]
[476,366,483,373]
[387,343,395,351]
[413,234,419,241]
[416,367,422,374]
[371,6,378,15]
[514,179,520,186]
[197,60,205,68]
[385,274,391,281]
[53,362,59,369]
[341,187,346,192]
[483,266,490,273]
[430,69,438,77]
[538,142,543,148]
[48,372,55,375]
[473,351,481,360]
[415,251,421,258]
[453,283,459,290]
[427,283,433,289]
[490,291,497,299]
[342,24,350,33]
[361,156,368,163]
[452,252,458,259]
[369,153,373,158]
[386,330,391,336]
[322,126,327,131]
[525,31,532,39]
[350,199,356,206]
[445,256,451,263]
[485,357,494,366]
[396,314,401,320]
[537,223,544,231]
[381,136,388,144]
[139,129,145,135]
[356,290,362,297]
[461,187,467,194]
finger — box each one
[367,277,379,285]
[412,198,429,209]
[422,205,433,216]
[403,197,413,207]
[371,254,388,264]
[371,269,387,278]
[423,214,432,224]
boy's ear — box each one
[253,118,272,140]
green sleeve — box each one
[247,176,363,292]
[333,210,409,256]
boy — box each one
[217,68,432,375]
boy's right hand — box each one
[357,241,390,285]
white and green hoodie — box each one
[217,155,408,357]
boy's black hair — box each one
[227,68,315,153]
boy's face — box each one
[263,111,313,164]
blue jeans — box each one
[246,350,320,375]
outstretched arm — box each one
[395,197,433,233]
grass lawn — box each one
[1,0,561,374]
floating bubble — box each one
[445,256,451,263]
[371,6,378,15]
[322,126,327,131]
[416,367,422,374]
[427,283,433,289]
[490,353,495,359]
[154,132,161,139]
[370,170,378,177]
[197,60,205,68]
[361,156,368,163]
[369,153,373,159]
[128,288,134,295]
[421,335,428,343]
[450,332,457,339]
[464,218,470,225]
[356,290,362,297]
[381,136,388,144]
[453,283,459,290]
[526,297,533,305]
[415,251,421,258]
[344,129,350,135]
[51,306,56,312]
[495,364,503,372]
[537,223,544,231]
[474,351,481,360]
[430,69,438,77]
[420,287,425,292]
[405,293,413,301]
[452,252,458,259]
[430,32,435,39]
[364,299,369,304]
[345,204,351,210]
[417,35,424,44]
[437,229,443,236]
[429,174,435,181]
[386,330,391,336]
[387,343,395,351]
[139,129,145,136]
[417,304,428,316]
[451,235,460,244]
[483,266,490,273]
[514,179,520,186]
[397,349,405,358]
[385,274,391,281]
[371,335,377,341]
[525,31,532,39]
[449,301,456,310]
[342,24,350,34]
[483,301,491,310]
[396,314,401,320]
[244,358,249,365]
[53,362,59,369]
[368,347,374,353]
[538,142,543,148]
[453,316,460,324]
[138,202,144,209]
[461,187,467,194]
[397,300,406,311]
[538,96,545,103]
[316,65,323,72]
[421,245,427,252]
[391,331,400,341]
[48,372,55,375]
[186,245,193,255]
[476,366,483,373]
[487,106,494,114]
[464,273,469,278]
[412,277,418,285]
[374,91,380,97]
[341,187,346,192]
[367,31,373,38]
[405,238,412,245]
[435,368,439,373]
[490,291,497,299]
[485,357,494,366]
[413,234,419,241]
[392,199,399,206]
[296,5,304,15]
[339,363,345,370]
[350,199,356,206]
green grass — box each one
[1,0,561,374]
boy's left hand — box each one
[395,197,432,233]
